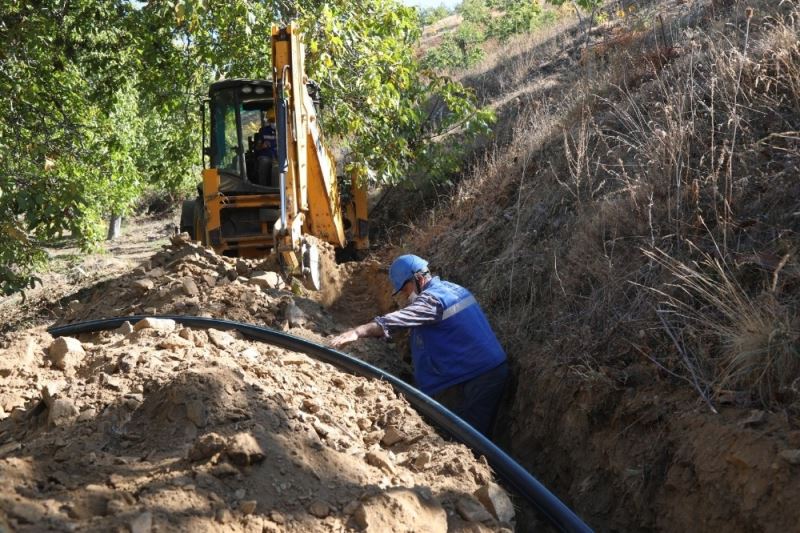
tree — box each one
[0,0,493,294]
[0,0,143,293]
[419,5,452,27]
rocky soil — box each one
[0,235,518,532]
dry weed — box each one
[410,0,800,409]
[644,246,800,406]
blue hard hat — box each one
[389,254,429,294]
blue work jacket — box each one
[410,277,506,395]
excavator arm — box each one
[271,23,368,288]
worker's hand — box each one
[329,329,358,349]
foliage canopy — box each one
[0,0,491,294]
[423,0,560,71]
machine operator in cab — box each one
[330,254,509,437]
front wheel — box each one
[192,200,207,245]
[179,200,196,239]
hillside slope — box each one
[406,0,800,530]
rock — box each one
[354,489,446,532]
[740,410,767,427]
[249,271,284,290]
[215,508,233,524]
[208,329,235,349]
[364,431,383,446]
[474,483,515,523]
[0,392,24,413]
[41,380,67,408]
[10,500,46,524]
[133,318,176,332]
[48,399,78,427]
[236,259,250,276]
[343,500,360,515]
[119,352,140,373]
[107,498,128,515]
[171,232,191,245]
[203,274,218,287]
[132,279,155,293]
[456,496,494,522]
[130,511,153,533]
[779,449,800,465]
[226,432,265,467]
[281,354,311,366]
[185,400,207,427]
[248,274,272,290]
[0,441,21,456]
[182,278,199,297]
[211,462,240,478]
[285,301,307,328]
[414,451,432,470]
[188,432,227,462]
[77,408,97,422]
[146,267,165,278]
[157,335,194,351]
[381,426,406,447]
[270,511,285,524]
[308,499,330,518]
[48,337,86,374]
[101,373,123,391]
[0,337,39,377]
[365,450,396,475]
[239,347,260,361]
[302,398,322,413]
[64,485,110,519]
[67,300,83,313]
[240,500,258,515]
[116,321,134,335]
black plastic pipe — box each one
[49,316,593,533]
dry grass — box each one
[645,246,800,406]
[409,0,800,411]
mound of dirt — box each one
[0,238,518,532]
[54,233,409,380]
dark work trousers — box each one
[433,361,509,438]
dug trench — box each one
[0,233,525,532]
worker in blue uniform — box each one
[330,254,509,437]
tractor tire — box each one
[180,200,196,239]
[192,200,207,246]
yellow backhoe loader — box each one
[180,23,369,290]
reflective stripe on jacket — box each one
[410,277,506,395]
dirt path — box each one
[0,214,176,333]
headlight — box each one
[254,86,266,95]
[241,86,253,94]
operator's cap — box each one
[389,254,429,295]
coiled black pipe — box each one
[49,316,592,533]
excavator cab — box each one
[207,79,277,187]
[180,23,369,289]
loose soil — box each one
[0,221,519,532]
